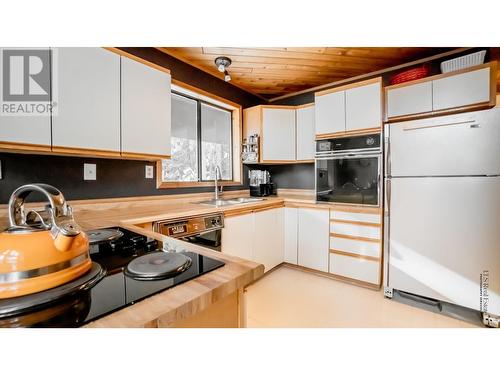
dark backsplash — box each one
[247,163,315,190]
[0,153,249,204]
[0,153,314,203]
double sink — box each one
[198,197,265,207]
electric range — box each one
[0,227,225,328]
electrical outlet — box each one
[145,165,154,179]
[84,163,96,181]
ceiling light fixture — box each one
[215,56,232,82]
[215,56,232,72]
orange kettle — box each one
[0,184,91,299]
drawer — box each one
[330,236,381,258]
[330,222,381,240]
[330,210,381,224]
[329,253,380,284]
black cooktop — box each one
[0,227,225,328]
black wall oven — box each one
[315,134,381,206]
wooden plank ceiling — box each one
[158,47,453,98]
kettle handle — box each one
[8,183,69,227]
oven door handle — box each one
[315,153,381,160]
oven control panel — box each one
[154,214,224,238]
[316,133,381,155]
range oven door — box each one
[315,153,381,206]
[177,230,222,252]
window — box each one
[164,94,198,182]
[201,103,232,180]
[162,91,234,183]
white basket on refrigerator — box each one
[440,50,487,73]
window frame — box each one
[157,80,243,189]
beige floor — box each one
[245,265,479,328]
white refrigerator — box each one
[384,108,500,324]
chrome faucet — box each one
[214,166,223,200]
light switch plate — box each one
[84,163,96,181]
[145,165,154,179]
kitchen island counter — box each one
[0,189,334,328]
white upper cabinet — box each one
[432,67,491,111]
[386,63,496,121]
[315,90,345,135]
[0,48,51,148]
[262,107,296,161]
[386,81,433,119]
[296,105,315,160]
[52,48,120,152]
[315,78,382,136]
[121,56,171,157]
[297,208,329,272]
[345,81,381,131]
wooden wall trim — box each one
[315,127,381,140]
[284,202,331,210]
[0,141,52,154]
[330,218,381,228]
[52,146,121,159]
[224,202,284,218]
[330,233,381,243]
[330,205,382,214]
[329,249,380,262]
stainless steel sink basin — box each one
[229,197,265,203]
[198,197,265,207]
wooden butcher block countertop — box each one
[0,189,322,328]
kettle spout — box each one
[53,233,76,252]
[51,220,82,252]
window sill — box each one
[156,180,243,189]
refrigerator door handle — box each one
[402,120,476,132]
[385,179,391,212]
[383,178,391,289]
[385,137,391,177]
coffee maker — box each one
[249,170,276,197]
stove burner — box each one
[0,262,105,318]
[124,252,192,281]
[86,228,124,245]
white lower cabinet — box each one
[221,213,254,261]
[297,208,329,272]
[329,253,380,284]
[329,208,382,286]
[283,207,298,264]
[254,208,284,272]
[221,208,284,273]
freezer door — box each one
[388,108,500,177]
[387,176,500,315]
